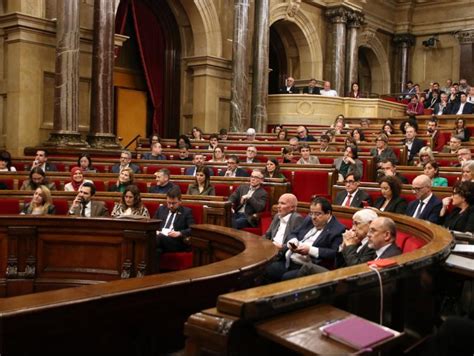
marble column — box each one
[393,34,415,93]
[345,12,363,95]
[230,0,250,132]
[326,7,349,97]
[455,30,474,85]
[251,0,270,132]
[87,0,120,148]
[44,0,87,147]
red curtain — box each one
[115,0,165,136]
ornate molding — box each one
[44,132,89,148]
[455,29,474,44]
[325,6,350,24]
[359,26,377,44]
[121,260,132,279]
[87,133,121,149]
[347,11,364,28]
[393,33,416,46]
[286,0,301,19]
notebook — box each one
[320,316,395,350]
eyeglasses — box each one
[309,211,324,217]
[250,175,263,179]
[412,186,426,192]
[344,180,356,184]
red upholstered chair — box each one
[395,231,411,250]
[134,181,149,193]
[53,199,70,215]
[93,180,106,191]
[214,183,231,197]
[0,198,20,214]
[291,170,331,201]
[0,179,14,190]
[402,237,425,253]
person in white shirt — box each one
[320,81,338,96]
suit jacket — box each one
[229,185,268,226]
[70,200,109,217]
[334,189,372,208]
[337,242,376,268]
[441,206,474,233]
[379,243,402,259]
[450,101,474,115]
[373,196,408,214]
[431,130,446,152]
[433,102,451,115]
[303,86,321,95]
[218,167,249,177]
[111,163,141,174]
[333,157,363,179]
[284,215,346,263]
[153,205,195,238]
[403,138,424,162]
[370,147,398,165]
[297,135,316,142]
[28,162,58,172]
[406,194,442,224]
[186,184,215,196]
[264,212,304,245]
[185,166,214,176]
[279,86,297,94]
[149,182,176,194]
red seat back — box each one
[0,198,20,214]
[53,199,70,215]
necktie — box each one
[164,212,175,229]
[81,203,86,217]
[414,201,424,218]
[345,194,352,207]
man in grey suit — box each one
[68,182,108,217]
[367,217,402,259]
[334,173,372,208]
[264,193,303,249]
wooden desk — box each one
[256,304,402,355]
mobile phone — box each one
[289,242,298,249]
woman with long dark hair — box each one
[111,185,150,218]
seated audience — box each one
[142,142,166,160]
[320,81,338,96]
[296,126,316,142]
[20,167,56,191]
[425,89,440,109]
[359,118,370,129]
[399,117,418,135]
[263,159,285,179]
[245,145,258,163]
[382,123,394,136]
[77,153,96,173]
[191,126,204,140]
[461,160,474,182]
[108,167,134,193]
[185,154,213,176]
[350,128,367,144]
[433,92,450,115]
[64,167,93,192]
[424,161,448,187]
[367,217,402,258]
[272,125,283,134]
[0,150,16,171]
[177,145,192,161]
[148,134,160,146]
[280,146,295,163]
[149,168,176,194]
[209,146,226,163]
[442,135,462,154]
[453,118,470,142]
[406,95,424,115]
[176,134,192,149]
[450,92,474,115]
[303,78,320,95]
[297,143,320,165]
[347,82,361,98]
[228,169,268,229]
[439,181,474,232]
[406,174,442,223]
[378,159,408,184]
[370,134,398,167]
[373,175,408,214]
[218,128,228,141]
[207,134,219,151]
[155,187,195,254]
[263,197,345,283]
[288,137,300,151]
[220,155,249,177]
[457,148,472,167]
[20,185,55,215]
[334,145,363,182]
[277,128,288,141]
[111,185,150,218]
[29,149,58,172]
[344,136,357,148]
[245,128,256,141]
[264,193,304,249]
[68,182,108,217]
[186,166,215,196]
[426,118,445,152]
[279,76,296,94]
[318,134,336,152]
[334,172,372,208]
[111,150,141,174]
[417,146,435,167]
[403,125,424,164]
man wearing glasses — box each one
[219,155,249,177]
[154,186,195,254]
[406,174,442,223]
[111,150,141,174]
[228,169,268,229]
[264,197,346,282]
[245,146,259,163]
[296,126,316,142]
[334,173,371,208]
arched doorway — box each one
[115,0,181,139]
[269,26,287,94]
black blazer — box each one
[153,205,195,238]
[111,163,141,174]
[279,86,297,94]
[373,196,408,214]
[229,185,268,226]
[334,189,372,208]
[378,243,402,259]
[450,101,474,115]
[406,194,443,224]
[403,138,425,162]
[441,206,474,233]
[303,86,321,95]
[218,167,249,177]
[337,242,376,268]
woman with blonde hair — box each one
[108,167,134,193]
[111,185,149,218]
[20,185,56,215]
[417,146,435,167]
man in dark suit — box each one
[405,174,442,224]
[228,169,268,229]
[302,78,321,95]
[185,153,214,176]
[279,76,297,94]
[450,92,474,114]
[367,217,402,259]
[264,197,346,283]
[264,193,304,249]
[111,150,141,174]
[149,168,176,194]
[433,92,451,115]
[296,125,316,142]
[68,182,108,217]
[334,173,372,208]
[402,125,425,164]
[154,187,195,253]
[29,149,58,172]
[219,155,249,177]
[379,159,408,184]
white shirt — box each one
[456,102,466,115]
[413,193,432,218]
[320,89,338,97]
[342,189,359,206]
[290,227,323,265]
[273,213,291,246]
[375,243,392,259]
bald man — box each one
[406,174,442,224]
[264,193,304,249]
[457,148,472,167]
[367,217,402,259]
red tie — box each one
[345,194,352,207]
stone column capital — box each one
[455,29,474,44]
[325,6,350,24]
[347,11,364,28]
[393,33,415,47]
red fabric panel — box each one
[291,170,329,202]
[159,252,193,271]
[403,237,426,253]
[0,198,20,214]
[53,199,70,215]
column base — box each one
[87,133,121,149]
[43,132,89,147]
